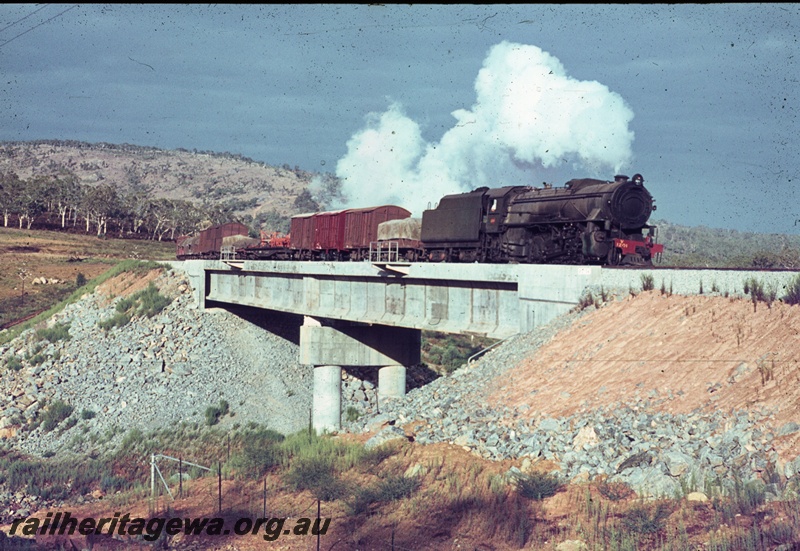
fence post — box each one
[150,453,156,514]
[218,462,222,513]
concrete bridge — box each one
[176,259,800,432]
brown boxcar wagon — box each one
[343,205,412,260]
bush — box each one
[597,480,634,501]
[80,408,96,420]
[230,428,284,478]
[348,476,420,515]
[40,400,74,432]
[75,272,86,287]
[285,456,349,501]
[784,274,800,305]
[640,273,655,291]
[35,322,71,343]
[205,400,230,426]
[98,312,131,331]
[6,356,23,372]
[100,283,172,331]
[516,471,562,500]
[345,406,360,423]
[621,502,672,535]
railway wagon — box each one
[198,222,249,257]
[288,205,411,260]
[288,213,317,257]
[343,205,411,259]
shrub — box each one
[101,283,172,331]
[230,428,284,478]
[597,480,635,501]
[205,400,230,426]
[35,322,71,343]
[75,272,86,287]
[348,476,420,515]
[40,400,74,432]
[285,456,348,501]
[80,408,96,420]
[98,312,131,331]
[784,274,800,306]
[6,356,23,372]
[640,273,655,291]
[345,406,360,423]
[621,502,672,535]
[136,283,172,318]
[516,471,562,500]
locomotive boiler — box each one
[419,173,662,265]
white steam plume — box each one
[329,41,635,216]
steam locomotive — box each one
[176,173,663,266]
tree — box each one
[0,170,23,227]
[293,189,319,213]
[82,184,120,236]
[17,176,48,229]
[51,172,84,228]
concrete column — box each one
[313,365,342,433]
[378,364,406,400]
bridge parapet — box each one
[194,260,599,339]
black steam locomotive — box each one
[418,173,662,265]
[177,173,663,266]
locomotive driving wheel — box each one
[607,246,622,266]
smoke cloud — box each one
[329,41,635,216]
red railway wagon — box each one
[288,205,411,260]
[313,209,348,252]
[343,205,412,250]
[289,212,317,253]
[198,222,249,257]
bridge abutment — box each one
[300,317,420,433]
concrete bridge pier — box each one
[300,317,420,433]
[312,365,342,434]
[378,365,406,400]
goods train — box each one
[176,173,664,266]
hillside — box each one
[0,140,317,223]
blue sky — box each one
[1,4,798,233]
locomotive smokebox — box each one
[609,180,653,228]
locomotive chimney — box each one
[614,174,629,183]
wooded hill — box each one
[0,140,333,240]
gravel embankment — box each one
[344,304,800,500]
[0,268,312,459]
